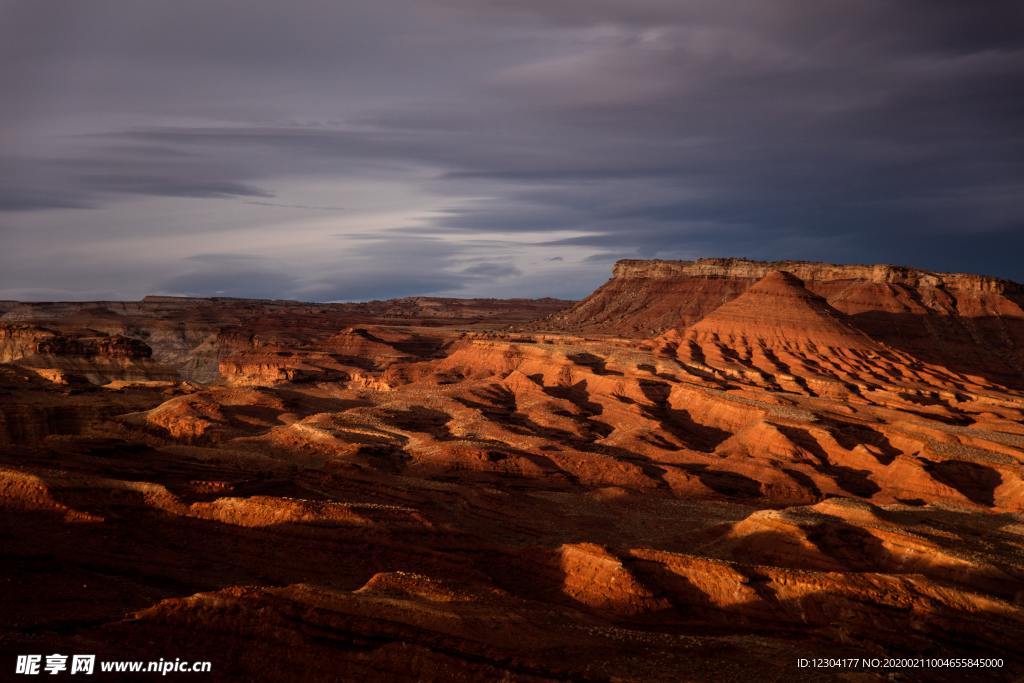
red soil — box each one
[2,264,1023,681]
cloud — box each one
[460,262,523,278]
[244,201,346,211]
[0,189,93,212]
[185,253,267,265]
[297,272,468,302]
[1,0,1022,301]
[149,238,501,302]
[85,175,272,199]
[582,252,630,263]
[158,268,297,300]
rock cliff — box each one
[544,257,1024,386]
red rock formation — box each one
[683,270,877,348]
[2,278,1024,680]
[543,257,1024,386]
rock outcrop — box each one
[683,270,877,349]
[0,323,176,385]
[3,271,1024,680]
[542,257,1024,386]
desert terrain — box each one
[3,258,1024,681]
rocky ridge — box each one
[3,264,1024,681]
[543,257,1024,387]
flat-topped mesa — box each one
[541,257,1024,387]
[612,257,1023,295]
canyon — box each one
[2,258,1024,681]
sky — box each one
[1,0,1022,301]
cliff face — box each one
[0,324,152,362]
[1,297,571,383]
[0,323,176,385]
[611,258,1024,294]
[0,324,58,363]
[542,258,1024,386]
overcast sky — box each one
[1,0,1022,301]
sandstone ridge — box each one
[613,257,1024,293]
[543,257,1024,387]
[3,268,1024,681]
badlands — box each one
[2,258,1024,681]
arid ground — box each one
[3,258,1024,681]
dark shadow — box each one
[901,408,975,427]
[849,311,1024,390]
[686,340,706,365]
[775,425,880,497]
[348,328,447,359]
[328,353,378,371]
[355,444,412,474]
[819,418,901,465]
[781,468,822,499]
[566,352,622,376]
[542,380,603,416]
[774,425,829,466]
[638,379,731,452]
[800,519,889,570]
[274,389,374,415]
[678,464,762,498]
[829,466,881,497]
[921,459,1002,507]
[454,384,668,486]
[379,407,453,440]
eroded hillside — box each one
[2,265,1023,681]
[541,258,1024,388]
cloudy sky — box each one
[2,0,1022,301]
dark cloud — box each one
[84,175,271,199]
[582,252,633,263]
[460,262,522,278]
[244,201,346,211]
[148,238,523,302]
[185,253,267,265]
[159,268,297,300]
[1,0,1022,301]
[0,189,93,212]
[298,272,470,302]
